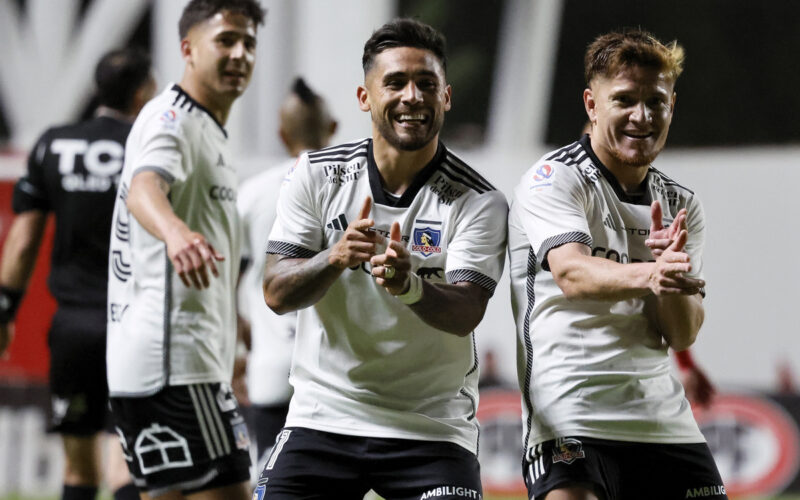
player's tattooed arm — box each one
[263,197,380,314]
[366,220,489,336]
[410,281,490,337]
[128,171,224,289]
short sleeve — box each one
[12,132,52,213]
[513,161,592,270]
[266,154,323,258]
[445,189,508,296]
[130,110,188,186]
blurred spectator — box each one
[236,76,336,469]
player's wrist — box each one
[0,286,24,324]
[396,272,423,305]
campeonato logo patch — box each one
[533,164,553,182]
[693,394,800,497]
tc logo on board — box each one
[412,227,442,257]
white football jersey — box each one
[107,84,241,396]
[237,160,296,405]
[508,135,706,451]
[267,138,507,454]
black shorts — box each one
[248,403,289,461]
[47,306,111,435]
[523,436,728,500]
[254,427,482,500]
[110,382,251,497]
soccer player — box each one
[580,119,716,410]
[0,49,154,500]
[105,1,264,498]
[257,18,507,499]
[508,30,727,499]
[236,76,336,466]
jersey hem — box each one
[285,417,478,455]
[109,375,228,398]
[528,428,706,448]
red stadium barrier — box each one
[477,387,800,498]
[0,180,55,382]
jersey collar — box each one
[170,84,228,138]
[580,134,652,206]
[366,139,446,208]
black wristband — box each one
[0,286,24,324]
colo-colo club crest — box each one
[412,227,442,257]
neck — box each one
[371,132,439,195]
[590,135,648,193]
[179,74,234,125]
[95,106,135,123]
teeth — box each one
[397,113,425,121]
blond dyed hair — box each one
[584,29,685,85]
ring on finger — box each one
[384,266,396,279]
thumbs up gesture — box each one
[371,221,412,295]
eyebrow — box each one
[382,70,439,81]
[215,29,256,41]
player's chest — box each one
[322,183,453,280]
[586,185,661,263]
[183,140,239,207]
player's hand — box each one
[681,364,716,409]
[329,197,380,269]
[165,227,224,289]
[0,323,13,360]
[648,230,705,296]
[646,201,687,258]
[371,221,412,295]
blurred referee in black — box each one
[0,48,155,500]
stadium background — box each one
[1,0,799,498]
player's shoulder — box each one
[239,160,292,199]
[33,120,84,145]
[648,165,696,197]
[305,138,370,166]
[437,145,499,199]
[519,139,596,191]
[133,84,207,138]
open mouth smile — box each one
[394,113,429,127]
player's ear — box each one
[583,87,596,123]
[180,38,192,64]
[357,86,370,112]
[443,84,452,112]
[670,92,677,113]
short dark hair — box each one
[584,29,684,86]
[362,18,447,74]
[179,0,266,39]
[291,77,320,106]
[94,48,152,111]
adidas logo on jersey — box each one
[603,213,618,231]
[326,214,348,231]
[216,153,235,172]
